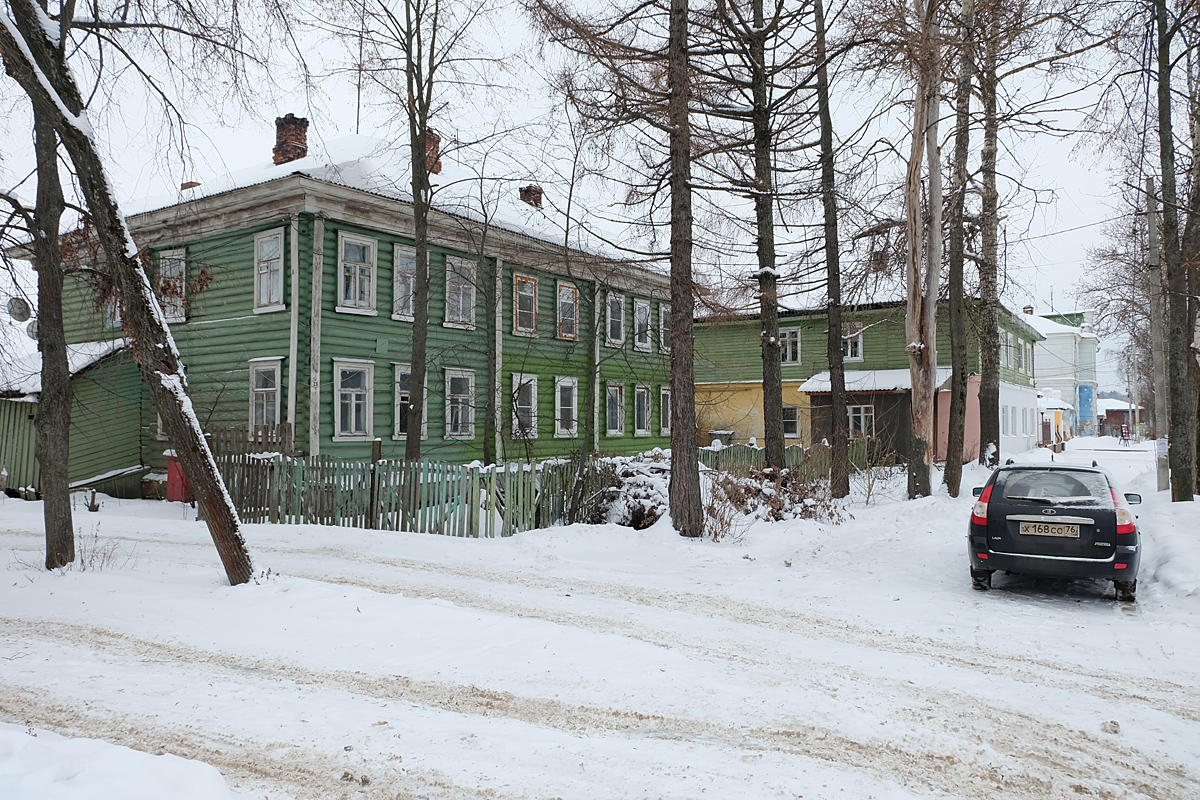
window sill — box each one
[782,361,801,367]
[391,433,428,441]
[554,430,577,439]
[336,306,378,317]
[512,329,538,338]
[332,434,373,442]
[605,340,625,349]
[163,315,187,324]
[633,343,651,353]
[391,313,414,322]
[606,431,625,437]
[443,321,475,331]
[444,433,475,441]
[557,333,578,342]
[512,434,539,440]
[660,429,670,437]
[659,348,670,355]
[634,431,651,437]
[844,357,864,363]
[254,304,286,315]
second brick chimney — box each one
[519,185,543,209]
[273,114,309,165]
[426,130,443,175]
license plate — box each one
[1019,521,1079,538]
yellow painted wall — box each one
[695,382,812,447]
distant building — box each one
[1095,398,1143,437]
[1021,309,1099,436]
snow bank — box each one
[0,722,232,800]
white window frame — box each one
[156,413,168,441]
[842,324,864,362]
[514,274,538,335]
[554,377,578,438]
[605,291,625,347]
[254,228,286,313]
[660,388,671,436]
[606,383,625,436]
[511,372,538,439]
[249,357,282,430]
[392,362,428,440]
[158,248,187,323]
[633,299,652,352]
[444,367,476,440]
[782,405,800,438]
[444,256,476,329]
[557,282,578,340]
[333,358,374,441]
[780,329,800,364]
[335,231,378,315]
[847,404,874,437]
[634,385,651,436]
[392,245,416,321]
[105,296,122,329]
[659,302,671,353]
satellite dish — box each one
[7,297,32,323]
[26,319,38,340]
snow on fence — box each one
[696,439,868,477]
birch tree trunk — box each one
[31,104,74,568]
[943,0,973,497]
[668,0,703,536]
[815,0,849,497]
[1,0,253,584]
[977,13,1001,468]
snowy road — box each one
[2,439,1198,799]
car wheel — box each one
[971,569,993,591]
[1114,579,1136,602]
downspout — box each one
[308,215,325,456]
[287,214,300,429]
[494,256,504,464]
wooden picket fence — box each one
[208,424,296,456]
[214,453,593,538]
[696,439,869,478]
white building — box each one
[1021,309,1099,436]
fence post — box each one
[368,438,382,529]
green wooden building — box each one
[694,300,1044,462]
[7,127,672,496]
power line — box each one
[1009,213,1129,245]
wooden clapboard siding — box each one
[594,289,672,455]
[68,350,144,487]
[0,398,39,493]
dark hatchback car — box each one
[968,464,1142,601]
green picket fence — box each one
[696,439,868,478]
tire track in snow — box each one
[1,616,1194,800]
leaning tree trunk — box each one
[1,0,253,584]
[815,0,849,497]
[1154,0,1197,500]
[667,0,703,536]
[31,104,74,569]
[904,0,940,499]
[944,0,974,497]
[749,0,784,471]
[977,14,1001,468]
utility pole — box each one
[1146,177,1169,491]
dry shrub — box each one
[72,526,137,571]
[709,467,846,524]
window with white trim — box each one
[634,386,651,435]
[445,256,476,328]
[158,249,186,322]
[633,299,651,351]
[105,297,122,329]
[1001,404,1010,435]
[606,292,624,346]
[334,359,373,440]
[847,404,874,437]
[514,275,537,334]
[254,229,285,311]
[512,373,538,439]
[555,377,578,438]
[249,359,281,429]
[783,405,799,437]
[557,283,578,340]
[393,245,416,320]
[606,384,624,435]
[337,232,376,312]
[780,329,800,364]
[1015,337,1024,371]
[659,303,671,353]
[445,368,475,439]
[660,388,671,436]
[393,363,427,439]
[842,324,864,361]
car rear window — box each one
[1000,470,1113,507]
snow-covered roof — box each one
[1021,312,1097,339]
[1038,394,1074,411]
[0,339,127,397]
[799,367,953,393]
[1095,398,1142,415]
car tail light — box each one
[971,484,993,526]
[1110,488,1136,534]
[1115,563,1128,570]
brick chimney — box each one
[425,130,442,175]
[273,114,309,165]
[1023,306,1034,315]
[519,185,543,209]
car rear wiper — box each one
[1005,495,1054,504]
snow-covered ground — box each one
[1,438,1197,799]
